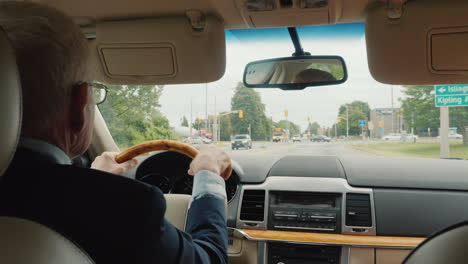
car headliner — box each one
[29,0,370,29]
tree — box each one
[401,85,468,143]
[401,85,440,135]
[305,122,320,135]
[450,108,468,144]
[98,84,180,149]
[309,63,344,80]
[192,118,204,130]
[230,82,272,140]
[181,116,189,127]
[273,120,301,136]
[337,101,370,136]
[219,114,232,141]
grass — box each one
[349,142,468,159]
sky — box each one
[159,23,404,131]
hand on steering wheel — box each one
[115,140,232,179]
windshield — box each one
[99,23,468,159]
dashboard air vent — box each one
[346,193,372,227]
[240,190,265,222]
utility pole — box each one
[213,96,217,144]
[391,85,395,134]
[205,83,208,134]
[346,105,349,138]
[190,99,193,137]
[440,106,450,158]
[218,116,221,143]
[285,109,290,141]
[335,123,337,138]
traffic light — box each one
[307,116,311,122]
[284,110,288,117]
[239,110,244,119]
[337,117,342,122]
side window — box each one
[97,84,180,149]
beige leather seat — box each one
[404,221,468,264]
[0,26,94,264]
[164,194,191,230]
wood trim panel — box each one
[241,229,425,248]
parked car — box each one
[231,134,252,150]
[382,133,401,141]
[200,136,212,144]
[408,134,419,142]
[437,133,463,140]
[311,135,331,142]
[383,133,418,142]
[292,135,302,143]
[182,137,203,144]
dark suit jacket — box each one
[0,148,228,263]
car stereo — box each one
[268,191,342,233]
[268,242,341,264]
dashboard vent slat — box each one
[346,193,372,227]
[240,190,265,222]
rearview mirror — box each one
[243,56,347,90]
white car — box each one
[182,137,203,144]
[200,137,213,144]
[292,135,302,143]
[382,134,401,141]
[437,133,463,140]
[383,133,418,142]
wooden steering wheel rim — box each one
[115,140,199,163]
[115,140,232,178]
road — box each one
[220,140,374,159]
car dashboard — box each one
[228,153,468,264]
[125,151,468,264]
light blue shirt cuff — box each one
[192,170,226,201]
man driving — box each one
[292,68,337,83]
[0,2,230,263]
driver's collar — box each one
[18,137,71,165]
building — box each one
[317,127,327,136]
[370,108,408,138]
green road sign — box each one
[435,85,468,107]
[435,95,468,107]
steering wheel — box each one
[115,140,232,178]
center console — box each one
[268,191,342,233]
[266,191,343,263]
[236,176,376,264]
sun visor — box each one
[365,0,468,85]
[93,16,225,85]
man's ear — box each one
[69,82,90,133]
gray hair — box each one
[0,2,92,135]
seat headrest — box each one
[0,26,22,177]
